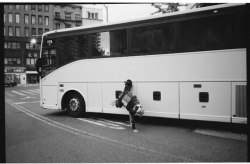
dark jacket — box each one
[116,85,139,114]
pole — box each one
[103,4,108,23]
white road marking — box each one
[21,96,37,99]
[77,118,108,127]
[28,89,40,93]
[20,90,37,95]
[14,101,40,105]
[99,118,131,127]
[14,102,27,105]
[5,98,198,162]
[11,91,27,96]
[78,118,126,130]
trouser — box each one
[129,112,136,130]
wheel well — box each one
[61,90,86,111]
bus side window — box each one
[110,29,127,56]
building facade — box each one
[4,4,54,84]
[82,6,103,26]
[54,4,82,30]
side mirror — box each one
[35,58,42,76]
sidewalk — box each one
[17,83,39,87]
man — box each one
[116,79,144,132]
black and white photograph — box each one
[3,2,247,163]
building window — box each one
[24,27,29,37]
[31,15,36,24]
[26,43,30,49]
[26,56,36,65]
[31,5,36,11]
[38,5,42,12]
[45,29,49,33]
[65,12,71,20]
[38,15,43,25]
[31,28,36,35]
[15,5,19,10]
[8,26,13,36]
[5,58,21,65]
[4,27,6,36]
[4,13,5,22]
[87,12,98,20]
[8,13,13,23]
[9,5,13,9]
[4,42,21,49]
[38,28,43,35]
[56,23,60,30]
[55,12,60,19]
[15,14,20,23]
[65,24,71,28]
[15,27,20,36]
[24,15,29,24]
[45,16,49,25]
[75,14,81,21]
[44,5,49,12]
[25,5,29,10]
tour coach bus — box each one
[36,4,246,124]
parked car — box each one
[5,79,17,87]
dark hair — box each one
[124,79,132,86]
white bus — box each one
[36,4,246,124]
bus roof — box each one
[43,3,245,38]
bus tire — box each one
[66,92,85,117]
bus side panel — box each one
[180,82,231,122]
[87,83,102,113]
[102,82,128,115]
[137,82,179,118]
[42,85,58,109]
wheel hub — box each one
[69,98,79,111]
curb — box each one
[194,129,247,141]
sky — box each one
[82,2,244,23]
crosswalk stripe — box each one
[77,118,126,130]
[11,91,27,96]
[77,118,108,127]
[20,90,37,95]
[28,90,40,93]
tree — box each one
[151,3,224,14]
[151,3,187,15]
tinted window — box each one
[131,12,245,55]
[57,34,89,66]
[180,15,234,52]
[110,29,127,56]
[132,22,178,54]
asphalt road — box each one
[5,85,247,162]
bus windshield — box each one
[40,38,57,77]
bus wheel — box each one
[66,92,85,117]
